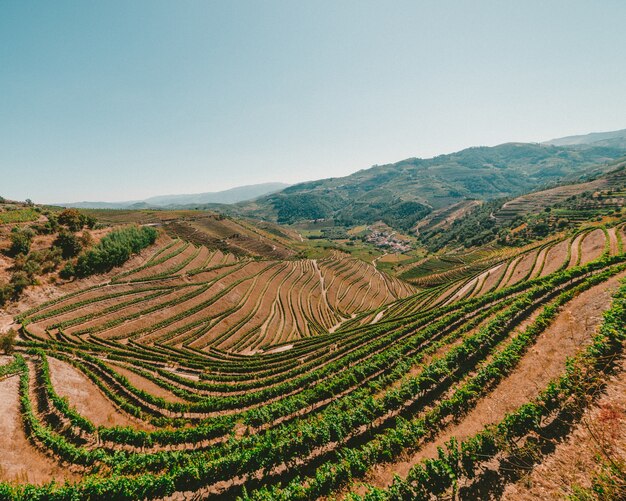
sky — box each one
[1,1,626,203]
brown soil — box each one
[541,239,569,277]
[579,228,606,264]
[48,356,147,429]
[477,263,506,296]
[528,246,548,279]
[568,233,584,268]
[502,355,626,500]
[105,362,186,404]
[503,251,537,288]
[0,373,74,484]
[607,227,619,256]
[497,256,522,291]
[363,270,626,489]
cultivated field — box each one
[0,220,625,500]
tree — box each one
[0,282,13,306]
[59,262,75,279]
[0,329,17,355]
[8,228,33,256]
[10,271,33,297]
[54,230,82,258]
[58,208,85,232]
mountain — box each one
[59,182,290,209]
[232,142,626,230]
[543,128,626,149]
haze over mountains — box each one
[59,182,290,209]
[543,128,626,149]
[59,129,626,233]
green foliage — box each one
[74,225,158,277]
[8,227,34,256]
[0,329,17,355]
[0,207,39,224]
[57,208,97,231]
[238,143,626,230]
[54,230,83,258]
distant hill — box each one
[59,182,290,209]
[543,128,626,149]
[231,142,626,230]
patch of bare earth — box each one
[0,373,73,484]
[579,228,606,265]
[607,227,619,256]
[540,239,569,277]
[502,355,626,500]
[361,270,626,490]
[105,361,186,403]
[48,356,148,429]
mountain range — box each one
[226,129,626,230]
[59,182,290,209]
[60,128,626,232]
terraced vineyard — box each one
[1,220,625,500]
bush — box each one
[74,225,158,277]
[10,271,34,296]
[54,230,83,258]
[59,262,75,280]
[0,329,17,355]
[57,209,97,231]
[0,282,13,306]
[58,208,85,231]
[8,228,33,256]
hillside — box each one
[416,159,626,252]
[232,142,625,230]
[1,200,624,500]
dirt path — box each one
[0,373,73,484]
[106,361,186,403]
[579,228,606,265]
[568,233,584,267]
[607,227,619,256]
[502,355,626,500]
[48,356,147,429]
[541,239,569,277]
[363,270,626,489]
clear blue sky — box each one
[1,1,625,203]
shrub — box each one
[8,228,33,256]
[10,271,34,296]
[54,230,83,258]
[0,329,17,355]
[57,209,97,231]
[74,225,158,277]
[59,262,75,280]
[58,208,85,231]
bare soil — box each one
[48,356,148,429]
[0,373,74,484]
[541,239,570,277]
[579,228,606,264]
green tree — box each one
[54,230,82,258]
[10,270,33,297]
[58,208,85,231]
[0,329,17,355]
[8,228,33,256]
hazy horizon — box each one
[2,0,626,203]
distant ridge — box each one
[59,182,290,209]
[543,128,626,148]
